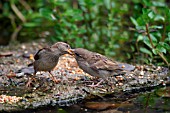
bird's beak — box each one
[67,49,74,55]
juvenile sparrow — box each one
[72,48,135,87]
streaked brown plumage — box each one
[72,48,135,86]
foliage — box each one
[0,0,169,66]
[130,0,170,66]
[136,90,170,111]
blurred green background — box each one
[0,0,169,66]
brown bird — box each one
[26,42,73,87]
[72,48,135,87]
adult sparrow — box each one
[72,48,135,87]
[26,42,73,87]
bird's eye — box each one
[75,53,80,57]
[66,45,69,48]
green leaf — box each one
[144,38,152,48]
[165,32,170,42]
[144,34,158,48]
[159,42,170,50]
[140,47,153,57]
[152,1,166,7]
[166,9,170,22]
[143,0,152,6]
[26,13,42,19]
[156,44,167,54]
[148,11,155,19]
[136,26,145,31]
[64,9,83,21]
[142,8,152,23]
[104,0,111,9]
[136,17,145,26]
[130,17,138,26]
[130,45,135,52]
[152,49,158,55]
[150,34,158,45]
[23,22,40,27]
[126,53,131,59]
[39,8,53,20]
[137,35,144,42]
[150,25,163,29]
[154,15,165,22]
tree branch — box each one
[11,25,22,41]
[145,24,155,48]
[19,0,32,11]
[11,3,26,23]
[145,24,169,66]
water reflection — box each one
[18,86,170,113]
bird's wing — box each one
[34,48,52,60]
[89,53,121,71]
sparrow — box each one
[72,48,135,87]
[26,42,73,87]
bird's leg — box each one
[48,71,60,83]
[26,72,37,87]
[87,79,104,88]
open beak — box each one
[67,49,74,55]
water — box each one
[17,86,170,113]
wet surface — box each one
[0,40,169,112]
[13,86,170,113]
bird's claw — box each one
[87,82,103,88]
[26,79,32,87]
[26,77,36,87]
